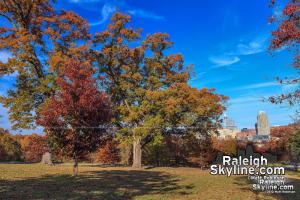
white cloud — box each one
[89,4,117,26]
[127,9,165,20]
[191,74,232,87]
[0,51,12,63]
[229,81,279,91]
[209,35,268,68]
[75,0,165,25]
[209,56,240,67]
[235,36,267,56]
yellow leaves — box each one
[132,73,142,82]
[164,97,181,116]
[111,12,131,24]
[144,33,173,53]
[162,83,227,122]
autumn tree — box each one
[20,134,47,162]
[268,125,297,156]
[37,60,111,176]
[94,13,227,168]
[269,0,300,105]
[0,129,22,161]
[212,137,237,157]
[96,138,120,164]
[0,0,90,129]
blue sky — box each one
[0,0,298,134]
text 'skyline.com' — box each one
[210,156,285,177]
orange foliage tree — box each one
[0,0,91,129]
[96,138,120,164]
[212,137,237,157]
[94,13,227,168]
[20,134,47,162]
[269,125,298,157]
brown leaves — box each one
[96,138,120,164]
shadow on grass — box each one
[0,170,192,200]
[233,176,300,200]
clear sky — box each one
[0,0,297,134]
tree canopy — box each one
[37,60,111,175]
[0,0,90,129]
[94,13,227,168]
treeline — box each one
[0,127,237,167]
[1,125,299,167]
[0,129,45,162]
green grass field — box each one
[0,164,299,200]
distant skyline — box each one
[0,0,297,134]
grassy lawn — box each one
[0,164,299,200]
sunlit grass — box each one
[0,164,298,200]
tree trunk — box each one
[73,158,78,176]
[132,135,142,168]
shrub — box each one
[143,140,172,167]
[269,125,298,155]
[96,139,120,164]
[212,136,237,156]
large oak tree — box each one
[94,13,227,168]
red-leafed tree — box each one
[269,125,298,156]
[269,0,300,105]
[37,60,111,176]
[20,134,47,162]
